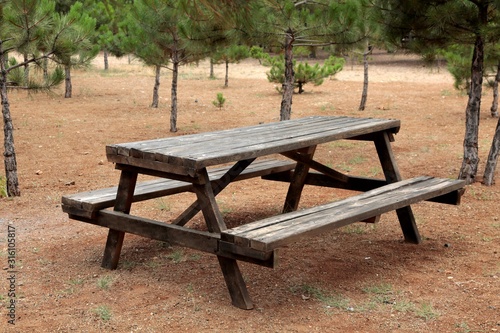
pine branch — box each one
[5,54,52,73]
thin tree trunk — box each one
[23,53,29,86]
[359,47,370,111]
[458,35,484,184]
[65,65,72,98]
[308,46,316,59]
[297,82,304,94]
[103,49,109,70]
[224,59,229,88]
[170,58,179,133]
[2,51,7,68]
[490,63,499,118]
[1,48,20,197]
[280,28,295,121]
[482,118,500,185]
[43,57,49,83]
[151,64,161,108]
[209,58,215,79]
[483,63,500,185]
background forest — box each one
[2,0,500,197]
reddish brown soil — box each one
[1,51,499,332]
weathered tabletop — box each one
[106,116,400,177]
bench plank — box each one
[263,170,464,205]
[221,176,465,252]
[62,159,296,219]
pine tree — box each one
[1,0,84,196]
[376,0,500,184]
[181,0,367,121]
[51,2,99,98]
[266,55,344,94]
[126,0,203,132]
[82,0,129,70]
[211,45,250,87]
[245,0,366,120]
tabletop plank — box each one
[190,118,397,162]
[118,116,332,159]
[156,117,358,158]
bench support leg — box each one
[283,146,316,213]
[374,132,421,244]
[218,257,254,309]
[102,170,138,269]
[193,168,254,309]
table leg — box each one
[192,168,253,309]
[102,170,138,269]
[374,132,421,244]
[283,146,317,213]
[173,159,255,226]
[218,257,254,309]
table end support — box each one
[101,169,137,270]
[374,132,422,244]
[282,146,316,213]
[218,257,254,310]
[396,207,422,244]
[101,229,125,269]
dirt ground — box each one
[0,51,499,332]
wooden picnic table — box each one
[62,116,465,309]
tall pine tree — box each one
[1,0,87,196]
[180,0,367,121]
[51,2,99,98]
[249,1,366,120]
[126,0,203,132]
[376,0,500,184]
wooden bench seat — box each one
[62,159,296,219]
[221,176,465,252]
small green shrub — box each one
[415,302,439,321]
[167,249,185,263]
[212,92,226,109]
[96,275,113,290]
[0,176,7,198]
[291,284,350,310]
[94,305,112,321]
[266,55,345,94]
[155,198,171,211]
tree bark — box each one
[483,63,500,185]
[297,82,304,94]
[2,51,7,69]
[358,47,370,111]
[151,64,160,108]
[224,59,229,88]
[209,58,215,79]
[458,35,484,184]
[43,57,49,83]
[490,63,499,118]
[23,53,29,86]
[103,49,109,70]
[280,28,295,121]
[170,56,179,133]
[64,65,72,98]
[1,48,21,197]
[483,117,500,185]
